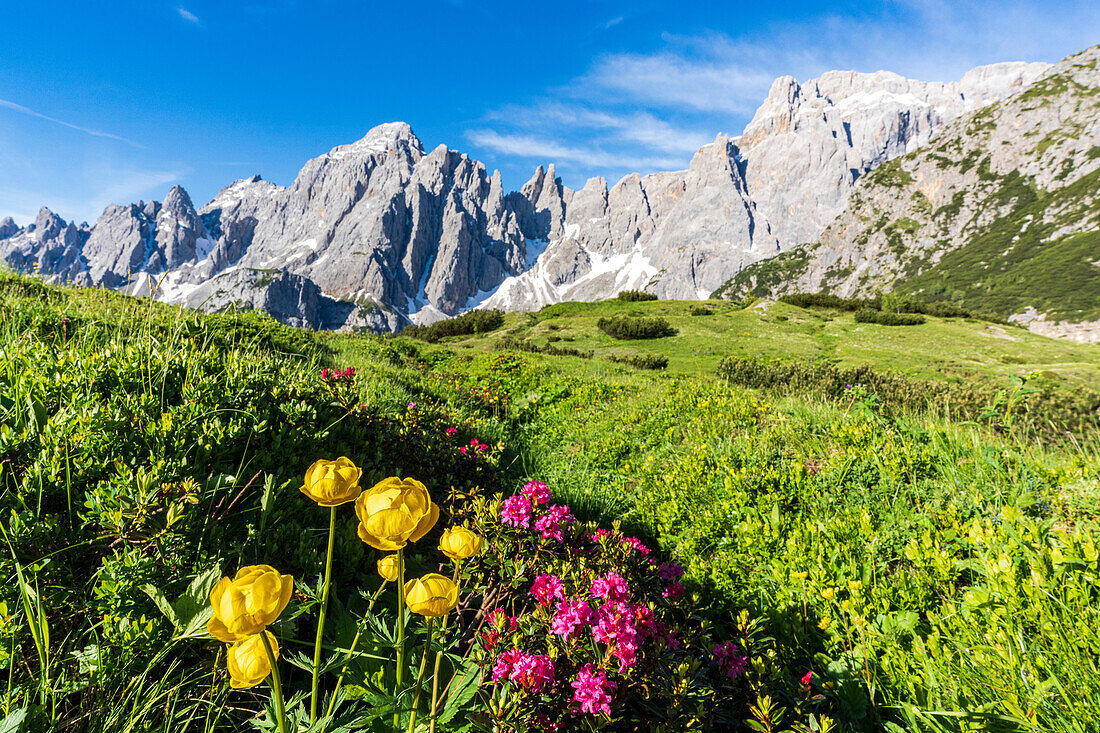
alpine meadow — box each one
[2,4,1100,732]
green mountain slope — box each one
[717,46,1100,342]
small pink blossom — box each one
[407,401,416,408]
[491,648,525,683]
[521,480,552,505]
[501,495,532,527]
[713,641,748,680]
[445,427,458,436]
[658,562,684,581]
[459,446,468,455]
[801,670,813,686]
[590,528,611,542]
[593,603,640,672]
[550,599,593,640]
[571,664,615,716]
[534,504,574,542]
[530,574,565,607]
[661,582,685,600]
[591,572,630,605]
[509,653,556,692]
[621,536,651,556]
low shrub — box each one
[616,290,658,302]
[607,352,669,370]
[497,335,594,359]
[779,291,1005,323]
[688,304,714,316]
[597,315,677,340]
[853,309,926,326]
[402,309,505,343]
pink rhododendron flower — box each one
[713,641,749,680]
[445,427,458,435]
[662,582,685,600]
[534,504,574,542]
[407,401,415,408]
[801,671,813,685]
[459,446,468,455]
[501,495,532,527]
[621,536,651,555]
[571,664,615,716]
[321,368,331,379]
[492,648,525,683]
[658,562,684,581]
[593,603,641,672]
[590,528,611,542]
[550,598,593,640]
[509,652,556,692]
[530,574,565,607]
[522,480,552,505]
[591,572,630,604]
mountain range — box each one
[3,48,1096,342]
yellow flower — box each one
[438,526,483,560]
[820,587,836,600]
[847,580,863,593]
[227,631,278,689]
[404,573,459,617]
[377,554,400,582]
[208,565,294,642]
[792,572,808,581]
[300,457,363,506]
[818,617,832,630]
[355,477,439,551]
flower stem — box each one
[311,505,337,723]
[261,632,287,733]
[323,580,388,729]
[428,563,462,733]
[407,618,434,733]
[394,548,406,733]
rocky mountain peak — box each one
[327,121,424,161]
[0,217,18,240]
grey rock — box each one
[0,208,88,279]
[0,217,19,240]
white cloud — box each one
[468,130,689,173]
[0,98,144,148]
[177,7,200,24]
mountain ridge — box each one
[0,57,1071,335]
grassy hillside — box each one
[3,273,1100,732]
[423,298,1100,391]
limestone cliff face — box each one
[724,47,1100,343]
[1,54,1074,334]
[483,61,1046,312]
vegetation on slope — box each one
[3,271,1100,731]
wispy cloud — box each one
[177,7,201,25]
[468,129,690,172]
[0,98,144,148]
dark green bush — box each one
[854,309,926,326]
[607,352,669,370]
[402,309,505,343]
[597,315,677,340]
[779,291,1005,323]
[688,305,714,316]
[616,290,658,302]
[497,335,593,359]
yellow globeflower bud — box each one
[208,565,294,642]
[355,477,439,551]
[378,554,400,582]
[300,457,363,506]
[438,526,483,560]
[227,631,278,689]
[821,587,837,600]
[403,573,459,617]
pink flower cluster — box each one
[621,536,651,556]
[530,574,565,607]
[320,366,355,382]
[571,664,616,716]
[550,598,593,640]
[713,641,749,680]
[482,609,519,650]
[491,648,556,692]
[590,572,630,604]
[460,438,490,456]
[444,427,458,436]
[500,484,574,541]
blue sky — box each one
[1,0,1098,225]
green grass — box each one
[5,270,1100,731]
[421,298,1100,394]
